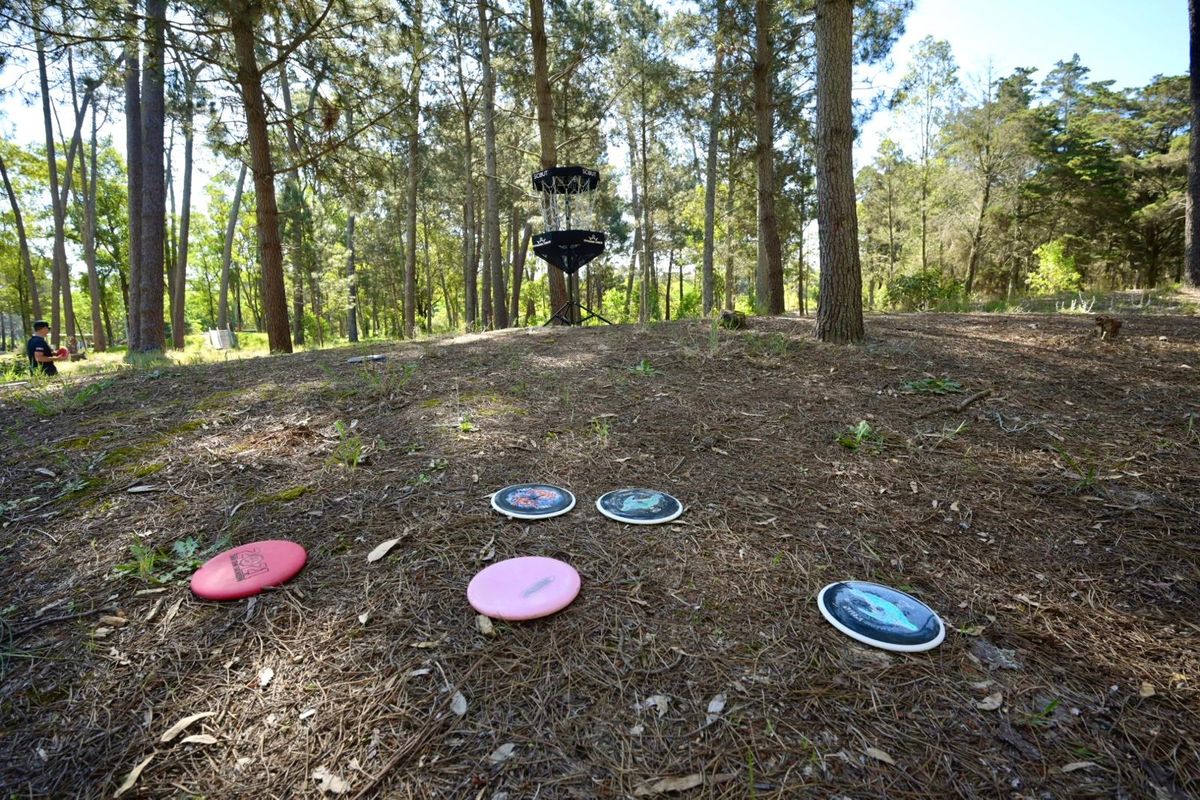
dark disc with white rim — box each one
[491,483,576,520]
[817,581,945,652]
[595,488,683,525]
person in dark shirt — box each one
[26,321,67,377]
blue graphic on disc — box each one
[817,581,944,652]
[596,489,683,524]
[491,483,575,519]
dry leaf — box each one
[488,742,517,765]
[113,752,155,797]
[977,692,1004,711]
[180,734,217,745]
[1061,761,1098,773]
[358,612,370,625]
[367,538,401,563]
[633,774,704,796]
[865,747,896,765]
[450,691,468,717]
[126,484,164,493]
[35,467,56,478]
[160,712,215,743]
[299,708,317,721]
[634,694,670,717]
[258,667,274,687]
[143,598,164,623]
[161,597,184,627]
[94,627,114,638]
[477,534,496,562]
[408,668,432,677]
[476,615,495,636]
[705,693,726,726]
[99,615,128,627]
[411,639,443,649]
[311,766,351,794]
[1139,682,1156,698]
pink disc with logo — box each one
[190,540,308,601]
[467,556,581,621]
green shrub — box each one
[887,270,963,311]
[1027,239,1083,295]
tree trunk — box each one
[173,78,196,349]
[511,220,530,323]
[702,0,725,318]
[124,3,142,349]
[724,126,736,310]
[478,0,507,328]
[753,0,784,315]
[219,163,247,330]
[81,103,107,350]
[814,0,864,344]
[36,28,76,346]
[640,84,654,325]
[277,38,307,346]
[455,46,478,327]
[0,154,40,327]
[530,0,568,317]
[625,115,642,319]
[136,0,167,352]
[1187,0,1200,286]
[404,0,422,338]
[230,1,292,352]
[964,180,991,296]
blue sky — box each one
[856,0,1189,160]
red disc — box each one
[190,540,307,601]
[57,347,69,358]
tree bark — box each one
[511,220,530,323]
[276,36,306,346]
[814,0,864,344]
[173,74,196,349]
[724,125,736,310]
[963,180,991,296]
[478,0,507,328]
[36,27,76,346]
[753,0,784,315]
[137,0,167,352]
[1188,0,1200,286]
[702,0,726,317]
[124,2,142,349]
[530,0,568,318]
[230,1,292,352]
[455,41,477,327]
[404,0,422,338]
[81,103,107,350]
[0,154,40,327]
[218,164,247,330]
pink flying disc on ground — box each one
[190,540,308,601]
[467,557,581,621]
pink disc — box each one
[190,540,308,601]
[467,557,581,621]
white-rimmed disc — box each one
[817,581,945,652]
[595,488,683,525]
[491,483,576,520]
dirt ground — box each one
[2,312,1198,799]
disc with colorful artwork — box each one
[190,540,308,601]
[595,488,683,525]
[467,556,581,620]
[491,483,575,520]
[816,581,944,652]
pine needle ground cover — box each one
[1,313,1197,798]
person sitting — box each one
[26,321,69,376]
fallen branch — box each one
[11,605,117,639]
[915,388,994,420]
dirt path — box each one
[2,313,1197,798]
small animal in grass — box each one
[1094,315,1122,341]
[717,310,748,330]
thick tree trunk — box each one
[404,0,422,338]
[218,163,247,330]
[724,127,736,310]
[1188,0,1200,286]
[137,0,167,352]
[753,0,784,315]
[511,219,530,323]
[640,86,654,325]
[814,0,864,344]
[173,84,196,349]
[230,2,292,352]
[124,4,142,349]
[702,0,725,317]
[625,116,641,319]
[0,155,40,326]
[530,0,568,317]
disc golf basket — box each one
[532,166,611,325]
